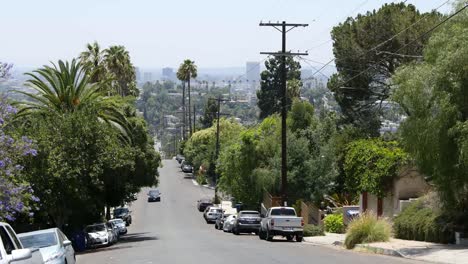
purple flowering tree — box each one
[0,95,39,222]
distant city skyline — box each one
[1,0,452,71]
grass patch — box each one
[344,211,392,249]
[303,224,325,237]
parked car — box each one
[215,213,231,230]
[176,154,184,163]
[222,215,237,232]
[19,228,75,264]
[196,198,213,212]
[232,211,261,235]
[84,223,112,248]
[108,219,127,235]
[0,222,43,264]
[113,207,132,226]
[106,221,120,242]
[259,207,304,242]
[204,207,223,223]
[147,189,161,202]
[181,161,193,173]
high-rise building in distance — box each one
[162,67,175,81]
[143,72,153,83]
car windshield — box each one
[20,232,57,248]
[240,211,260,217]
[270,208,296,216]
[211,209,222,213]
[111,219,124,224]
[114,208,128,215]
[149,190,160,195]
[85,224,106,233]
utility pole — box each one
[260,21,308,206]
[209,96,229,203]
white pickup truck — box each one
[0,222,43,264]
[259,207,304,242]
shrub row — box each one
[303,224,324,237]
[393,201,454,244]
[323,214,345,233]
[344,212,392,249]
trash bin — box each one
[71,230,86,252]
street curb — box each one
[192,179,199,186]
[353,244,404,258]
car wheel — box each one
[286,235,293,241]
[233,227,239,235]
[259,230,265,240]
[296,235,303,242]
[266,229,273,241]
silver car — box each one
[84,223,113,248]
[223,215,237,232]
[108,219,127,235]
[203,207,223,223]
[18,228,75,264]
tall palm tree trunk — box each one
[182,81,186,140]
[188,73,192,136]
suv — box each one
[113,207,132,226]
[232,211,261,235]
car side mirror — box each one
[63,240,72,247]
[11,249,32,261]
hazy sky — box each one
[1,0,453,69]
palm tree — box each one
[16,59,129,135]
[79,42,105,83]
[104,46,138,97]
[177,60,197,136]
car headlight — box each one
[45,251,64,263]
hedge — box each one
[323,214,345,233]
[394,201,454,244]
[303,224,325,237]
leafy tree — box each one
[0,96,38,222]
[257,56,302,119]
[177,60,198,135]
[329,3,441,136]
[392,1,468,220]
[288,99,315,133]
[344,139,409,197]
[200,99,217,128]
[104,45,139,97]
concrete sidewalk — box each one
[304,233,468,264]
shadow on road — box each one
[118,232,159,244]
[77,232,159,255]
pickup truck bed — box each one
[259,207,304,242]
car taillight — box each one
[271,219,274,226]
[301,219,304,226]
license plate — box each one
[284,227,292,230]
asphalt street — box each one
[77,159,421,264]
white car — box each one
[108,219,127,235]
[84,223,112,248]
[0,222,43,264]
[19,228,75,264]
[222,215,237,232]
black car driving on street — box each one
[148,189,161,202]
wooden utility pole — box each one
[260,21,308,206]
[193,104,196,133]
[209,96,229,202]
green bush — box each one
[196,174,207,185]
[303,224,325,237]
[324,214,345,233]
[393,201,454,244]
[344,212,392,249]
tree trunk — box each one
[188,74,192,136]
[182,82,186,140]
[106,205,111,220]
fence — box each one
[301,201,324,226]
